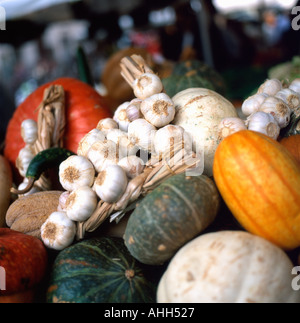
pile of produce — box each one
[1,51,300,303]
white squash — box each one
[172,88,238,176]
[157,230,300,303]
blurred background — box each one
[0,0,300,143]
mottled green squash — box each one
[162,60,226,97]
[46,237,156,303]
[124,173,220,265]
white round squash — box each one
[172,88,238,176]
[157,230,300,303]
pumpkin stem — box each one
[10,177,35,195]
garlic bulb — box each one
[133,72,163,99]
[87,139,119,172]
[259,96,291,128]
[106,128,138,157]
[65,186,98,222]
[289,78,300,94]
[21,119,38,144]
[96,118,119,135]
[77,128,105,157]
[154,124,192,158]
[218,117,247,140]
[113,102,131,131]
[41,211,76,250]
[126,98,142,121]
[57,191,70,211]
[59,155,95,191]
[127,118,156,153]
[140,93,175,128]
[16,144,35,177]
[257,79,282,96]
[93,164,128,203]
[241,93,269,116]
[275,88,300,111]
[118,155,145,178]
[246,111,280,140]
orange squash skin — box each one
[213,130,300,250]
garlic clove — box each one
[21,119,38,145]
[113,102,131,132]
[118,155,145,178]
[65,186,98,222]
[246,111,280,140]
[93,164,128,203]
[126,98,142,121]
[41,211,76,250]
[16,144,35,177]
[87,139,119,173]
[96,118,119,135]
[127,118,157,153]
[241,93,269,116]
[289,78,300,94]
[58,191,70,211]
[218,117,247,140]
[275,88,300,112]
[140,93,175,128]
[59,155,95,191]
[259,96,291,128]
[133,72,163,100]
[77,128,106,157]
[257,78,282,96]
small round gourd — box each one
[157,230,300,303]
[124,173,220,265]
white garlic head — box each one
[65,186,98,222]
[241,93,269,116]
[140,93,175,128]
[87,139,119,172]
[275,88,300,112]
[21,119,38,145]
[41,211,76,250]
[259,96,291,128]
[93,164,128,203]
[59,155,95,191]
[77,128,105,157]
[257,79,282,96]
[96,118,118,135]
[118,155,145,178]
[16,144,35,177]
[113,102,131,131]
[127,118,156,153]
[133,72,163,99]
[126,98,142,121]
[289,78,300,94]
[218,117,247,140]
[106,128,138,157]
[246,111,280,140]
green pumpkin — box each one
[124,173,220,265]
[46,236,157,303]
[162,60,226,97]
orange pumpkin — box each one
[279,135,300,164]
[4,77,112,172]
[213,130,300,250]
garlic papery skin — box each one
[126,98,142,121]
[16,144,35,177]
[58,191,70,211]
[87,139,119,172]
[246,111,280,140]
[118,155,145,179]
[289,78,300,94]
[21,119,38,145]
[154,124,192,158]
[257,78,282,96]
[59,155,95,191]
[140,93,175,128]
[65,186,97,222]
[275,88,300,111]
[133,72,163,100]
[96,118,119,135]
[259,96,291,128]
[113,101,131,131]
[93,164,128,203]
[241,93,269,116]
[41,211,76,250]
[127,118,157,153]
[77,128,105,157]
[218,117,247,140]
